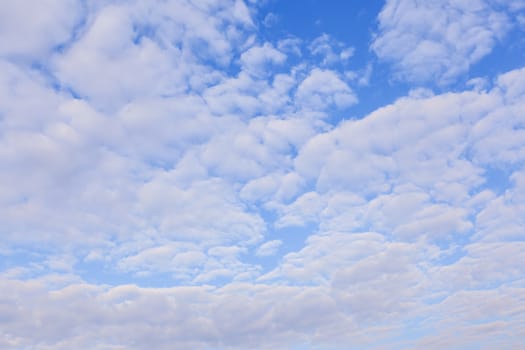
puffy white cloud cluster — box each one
[0,0,524,349]
[0,0,357,284]
[0,0,82,59]
[372,0,523,84]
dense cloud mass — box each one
[0,0,524,349]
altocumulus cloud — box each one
[0,0,524,349]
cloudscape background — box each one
[1,0,525,349]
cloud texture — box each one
[0,0,524,349]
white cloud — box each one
[277,37,302,56]
[263,12,279,27]
[53,0,255,111]
[1,0,525,348]
[474,183,525,242]
[137,177,265,244]
[0,0,82,59]
[240,174,281,202]
[496,66,525,102]
[430,242,525,291]
[295,68,357,111]
[274,191,325,228]
[412,287,525,349]
[261,232,395,283]
[466,77,489,91]
[372,0,513,84]
[309,34,354,66]
[255,240,282,257]
[0,278,365,349]
[240,43,286,77]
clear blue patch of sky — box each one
[255,0,384,47]
[483,166,514,195]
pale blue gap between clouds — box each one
[0,0,524,349]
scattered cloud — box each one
[309,34,355,66]
[1,0,524,349]
[295,68,357,111]
[255,240,282,256]
[371,0,515,84]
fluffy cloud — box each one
[0,279,349,349]
[0,0,82,59]
[1,0,525,349]
[308,34,355,66]
[255,239,282,256]
[53,0,255,111]
[240,43,287,77]
[371,0,517,84]
[295,68,357,111]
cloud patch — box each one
[372,0,515,84]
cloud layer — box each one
[1,0,524,349]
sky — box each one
[0,0,524,349]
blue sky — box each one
[1,0,525,349]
